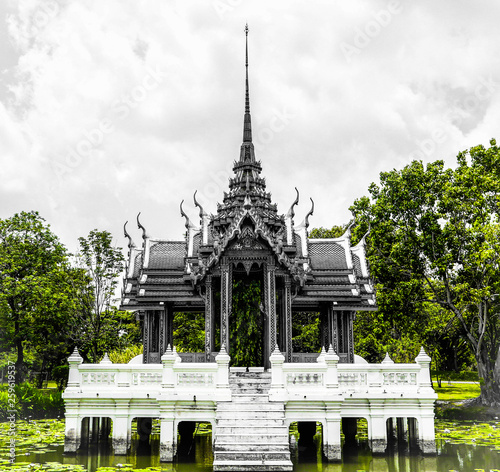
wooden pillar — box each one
[159,306,168,355]
[328,305,339,353]
[204,275,213,361]
[265,261,277,367]
[166,305,173,349]
[284,276,292,362]
[320,309,328,350]
[142,311,149,364]
[220,263,232,351]
[347,311,355,363]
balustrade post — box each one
[161,345,176,389]
[415,347,433,393]
[269,345,285,399]
[66,347,83,391]
[325,344,339,389]
[215,344,231,399]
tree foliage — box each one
[351,139,500,405]
[309,225,346,239]
[230,279,263,367]
[173,312,205,352]
[0,211,73,382]
[70,230,126,363]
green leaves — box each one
[230,280,263,367]
[0,212,72,382]
[350,139,500,404]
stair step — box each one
[214,444,291,452]
[217,418,284,426]
[216,403,284,411]
[230,394,270,403]
[213,460,293,472]
[214,451,291,461]
[217,426,289,435]
[229,375,271,381]
[215,434,288,443]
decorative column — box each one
[328,305,339,354]
[220,263,232,352]
[264,261,277,366]
[142,311,149,364]
[159,306,169,356]
[204,275,213,361]
[284,276,292,362]
[347,311,355,363]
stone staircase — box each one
[213,370,293,471]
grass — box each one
[433,381,481,401]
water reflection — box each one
[18,436,500,471]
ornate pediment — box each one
[229,225,266,251]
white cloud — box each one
[0,0,500,251]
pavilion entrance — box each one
[229,265,265,367]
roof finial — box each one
[243,23,252,143]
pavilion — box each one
[63,26,436,472]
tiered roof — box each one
[121,26,375,313]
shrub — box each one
[0,382,64,420]
[109,344,143,364]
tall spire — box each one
[243,23,252,143]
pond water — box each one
[3,419,500,472]
[6,435,500,472]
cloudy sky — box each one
[1,0,500,254]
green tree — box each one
[0,211,72,383]
[173,312,205,352]
[309,225,345,239]
[71,230,125,363]
[292,312,321,353]
[351,140,500,405]
[230,280,263,367]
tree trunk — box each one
[478,352,500,407]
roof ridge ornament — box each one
[286,187,300,219]
[340,219,356,240]
[180,200,197,230]
[123,221,136,249]
[193,190,207,219]
[304,197,314,229]
[136,212,149,240]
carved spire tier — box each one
[213,24,283,231]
